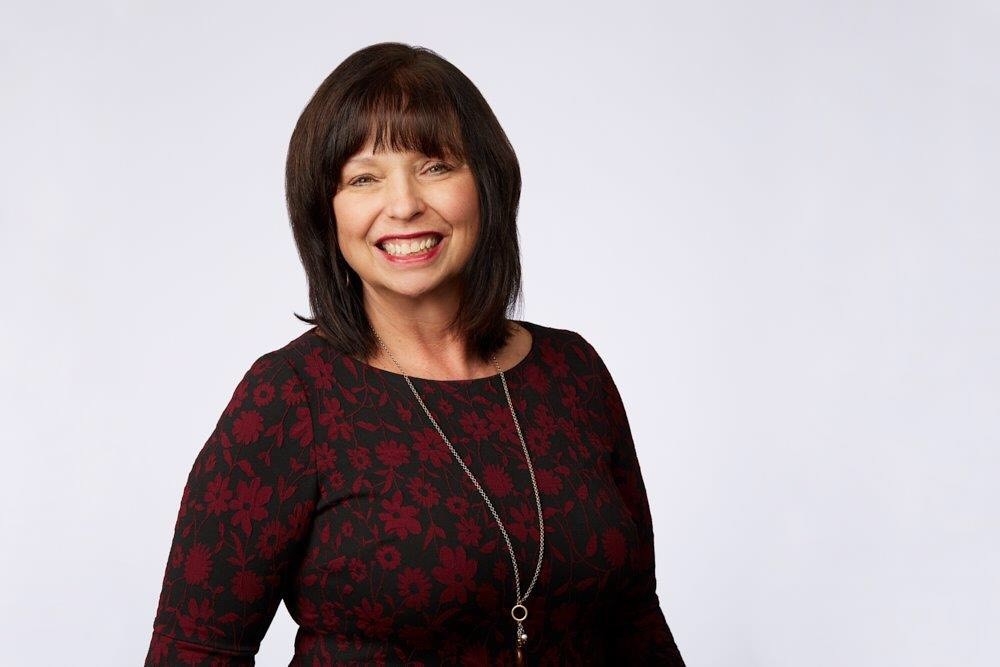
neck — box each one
[362,283,493,380]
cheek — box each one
[331,197,371,245]
[438,177,480,232]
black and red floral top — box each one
[144,320,685,666]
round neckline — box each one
[312,319,539,385]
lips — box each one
[375,231,444,248]
[375,235,445,263]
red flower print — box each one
[203,473,233,516]
[290,404,313,447]
[533,403,558,434]
[177,647,209,666]
[286,500,314,540]
[251,380,275,406]
[375,545,401,571]
[257,520,286,559]
[602,527,627,568]
[356,597,392,639]
[347,445,371,471]
[397,567,431,610]
[560,415,583,446]
[407,477,440,508]
[526,426,551,456]
[349,556,367,582]
[147,632,170,663]
[229,477,272,535]
[484,403,517,444]
[177,485,191,521]
[393,398,412,423]
[603,377,628,424]
[169,543,184,569]
[232,569,265,604]
[524,363,550,394]
[433,545,477,604]
[326,555,347,573]
[303,348,334,390]
[508,504,539,542]
[298,597,318,626]
[445,496,469,515]
[281,372,308,405]
[561,384,587,421]
[586,431,603,455]
[535,468,563,495]
[376,439,410,467]
[379,490,421,539]
[319,395,352,441]
[456,515,482,547]
[413,428,450,466]
[320,601,343,631]
[539,338,569,376]
[182,543,212,585]
[248,357,275,377]
[223,380,249,417]
[459,411,491,441]
[434,396,454,416]
[144,326,687,665]
[482,464,513,498]
[232,409,265,446]
[177,597,214,641]
[314,443,337,473]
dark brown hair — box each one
[286,42,523,362]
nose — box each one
[384,173,426,221]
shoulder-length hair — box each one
[286,42,523,363]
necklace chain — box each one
[370,326,545,652]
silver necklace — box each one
[371,326,545,666]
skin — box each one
[330,135,531,381]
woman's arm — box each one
[144,350,318,665]
[579,333,686,665]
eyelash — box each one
[348,162,452,187]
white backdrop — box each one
[2,1,997,665]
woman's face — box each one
[332,136,480,302]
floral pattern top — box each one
[144,320,685,666]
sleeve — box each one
[144,350,318,666]
[580,334,686,665]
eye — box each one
[427,161,453,175]
[347,174,375,187]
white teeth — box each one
[382,235,440,256]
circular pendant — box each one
[511,603,528,622]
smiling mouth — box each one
[376,233,444,257]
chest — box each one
[285,355,642,649]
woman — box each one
[145,42,685,666]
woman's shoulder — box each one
[222,328,331,395]
[517,319,606,371]
[518,319,589,346]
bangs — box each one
[338,73,468,163]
